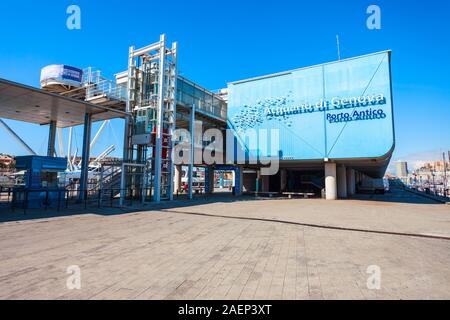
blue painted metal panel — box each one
[227,52,394,161]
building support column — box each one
[188,104,195,200]
[347,168,356,196]
[234,167,243,196]
[206,167,215,194]
[174,165,182,195]
[325,162,337,200]
[261,174,270,193]
[79,113,92,201]
[47,120,57,157]
[280,168,288,193]
[356,171,363,187]
[337,164,348,199]
[256,170,261,193]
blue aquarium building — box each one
[227,51,395,199]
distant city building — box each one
[406,160,449,198]
[420,161,449,173]
[396,161,408,178]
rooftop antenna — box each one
[336,34,341,61]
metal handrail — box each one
[83,67,127,102]
[3,187,157,214]
[86,79,127,101]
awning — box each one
[0,78,130,128]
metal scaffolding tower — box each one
[123,34,178,203]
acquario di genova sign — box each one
[232,93,387,133]
[265,93,386,118]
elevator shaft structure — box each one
[123,35,178,202]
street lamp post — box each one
[431,168,436,196]
[444,152,448,198]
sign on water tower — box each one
[40,65,84,88]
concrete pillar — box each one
[261,175,270,193]
[256,170,261,193]
[337,165,348,199]
[239,168,244,195]
[79,113,92,201]
[188,105,195,200]
[357,172,363,190]
[206,167,215,194]
[234,167,243,196]
[347,168,356,196]
[325,162,337,200]
[280,169,288,192]
[47,120,57,157]
[174,165,182,194]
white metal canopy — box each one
[0,78,130,128]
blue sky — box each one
[0,0,449,168]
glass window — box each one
[182,82,194,96]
